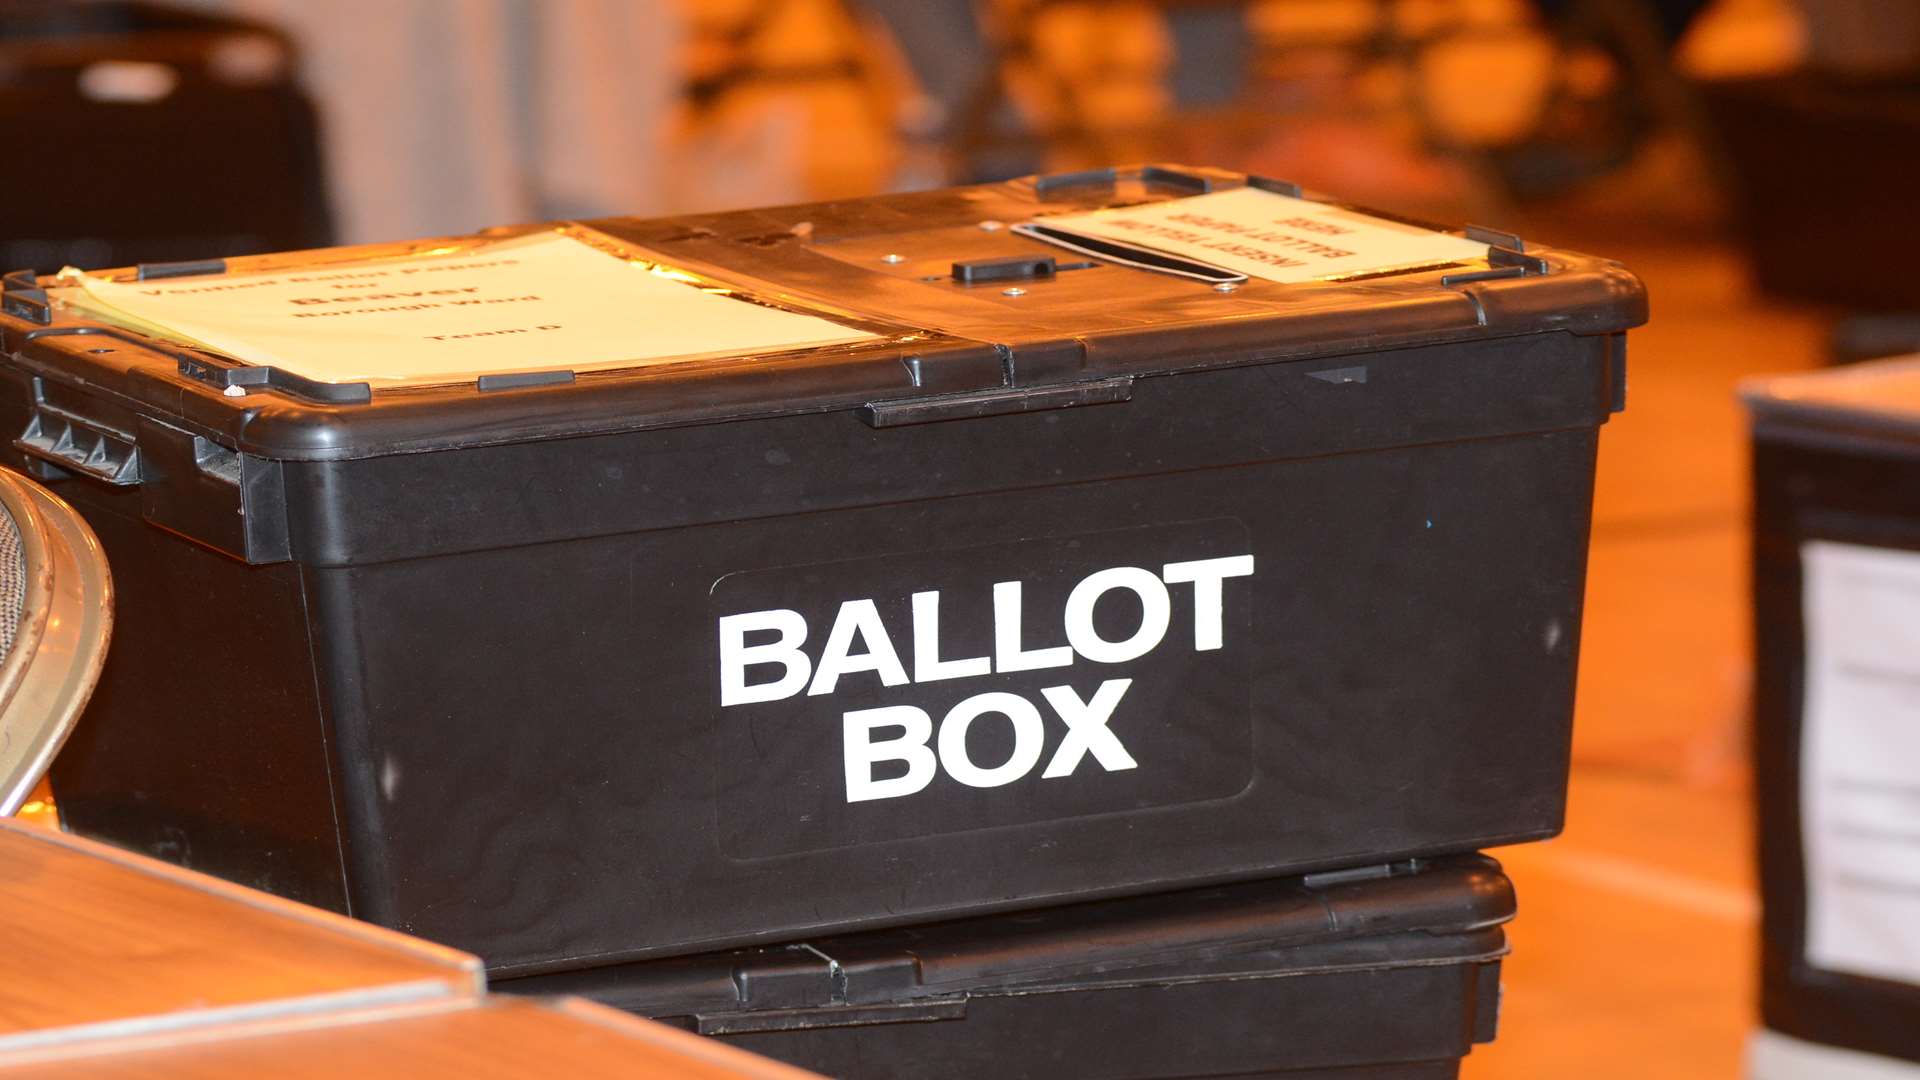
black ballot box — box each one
[503,855,1514,1080]
[1747,358,1920,1069]
[0,165,1644,976]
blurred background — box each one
[7,0,1920,1076]
[0,0,1872,253]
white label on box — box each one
[1018,187,1487,284]
[67,231,879,386]
[1802,539,1920,985]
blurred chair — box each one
[0,0,332,272]
[176,0,680,239]
[0,467,112,816]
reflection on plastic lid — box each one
[77,61,177,104]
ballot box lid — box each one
[1745,355,1920,445]
[0,165,1645,463]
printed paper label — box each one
[1020,187,1487,284]
[1802,539,1920,985]
[67,232,877,386]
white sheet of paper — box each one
[1802,539,1920,985]
[1023,187,1487,284]
[71,232,879,386]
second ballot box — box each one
[1747,358,1920,1072]
[0,165,1644,975]
[503,855,1516,1080]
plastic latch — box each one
[13,404,142,485]
[861,376,1133,428]
[1487,245,1548,276]
[476,369,575,392]
[951,255,1057,285]
[692,997,968,1037]
[1442,244,1549,287]
[730,948,838,1011]
[1303,858,1429,890]
[831,947,926,1005]
[137,258,227,281]
[1440,266,1527,287]
[175,353,373,405]
[1033,167,1118,196]
[1464,225,1525,252]
[1135,165,1213,193]
[2,269,51,326]
[1302,864,1397,889]
[1247,175,1304,198]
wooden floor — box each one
[1464,237,1826,1079]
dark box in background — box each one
[0,166,1643,976]
[0,1,331,273]
[1701,74,1920,312]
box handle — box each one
[14,405,143,485]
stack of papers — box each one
[57,232,879,388]
[1016,187,1489,285]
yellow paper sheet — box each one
[68,232,879,386]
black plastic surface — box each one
[501,856,1512,1079]
[138,258,229,281]
[0,164,1644,463]
[2,167,1645,974]
[951,254,1057,284]
[1748,361,1920,1063]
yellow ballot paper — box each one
[68,232,879,387]
[1016,187,1488,285]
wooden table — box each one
[0,819,480,1054]
[0,820,813,1076]
[0,997,814,1078]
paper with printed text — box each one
[1020,187,1487,284]
[1802,539,1920,986]
[68,232,878,386]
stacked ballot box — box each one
[500,855,1515,1080]
[0,166,1643,1075]
[1747,358,1920,1076]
